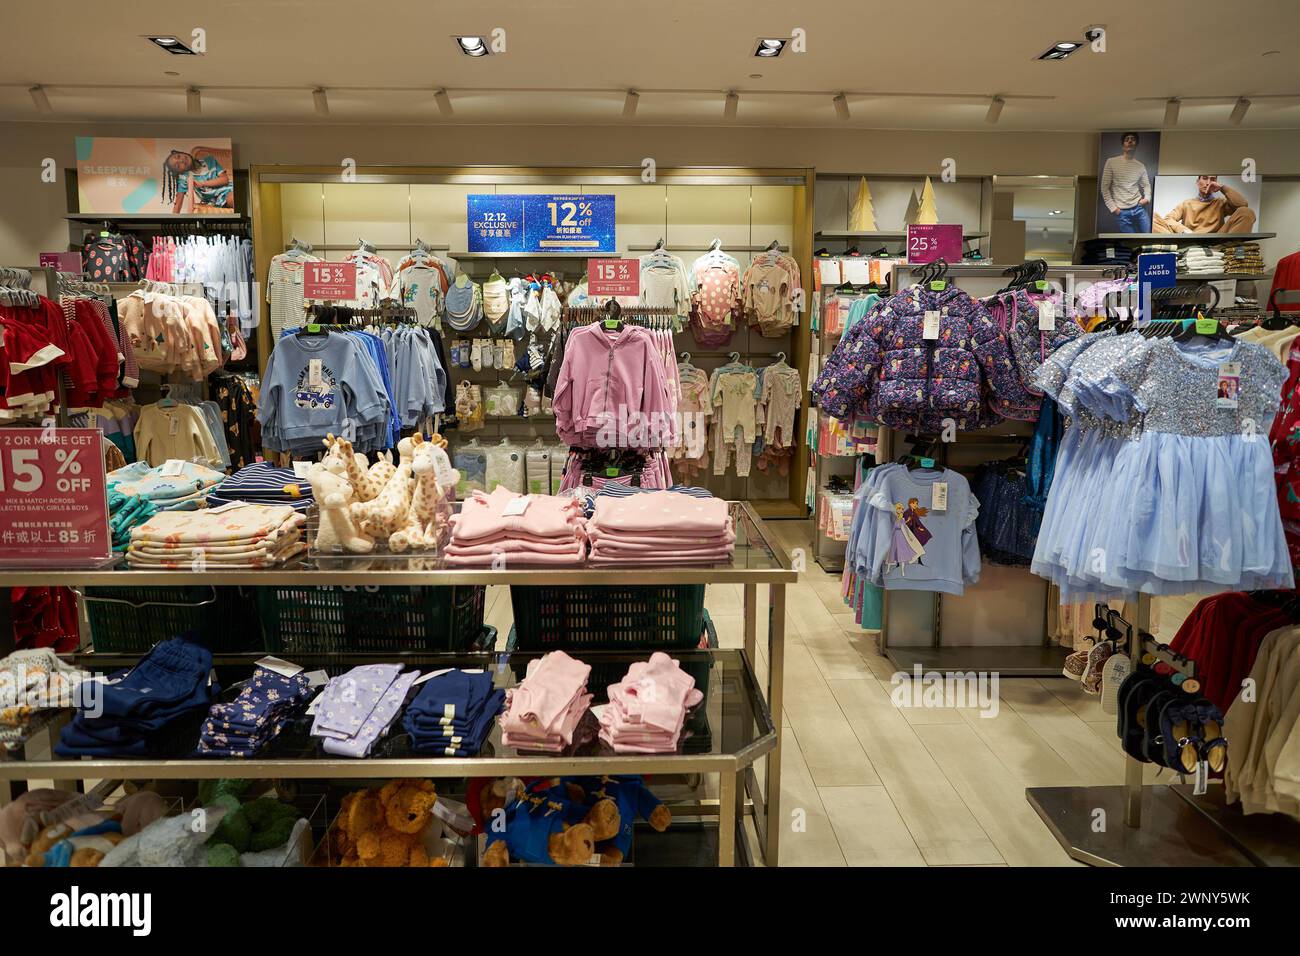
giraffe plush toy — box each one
[307,464,375,554]
[389,440,443,552]
[351,434,419,538]
[323,434,385,502]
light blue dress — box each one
[1031,333,1293,601]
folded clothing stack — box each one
[598,652,703,753]
[56,637,216,757]
[500,650,593,753]
[1178,246,1226,275]
[198,666,315,758]
[9,586,79,651]
[310,663,419,758]
[1079,239,1132,266]
[1217,241,1266,274]
[1135,243,1179,257]
[0,648,90,750]
[588,489,734,565]
[107,460,226,512]
[445,486,587,566]
[108,490,158,553]
[207,462,314,513]
[402,668,505,756]
[125,503,306,569]
[577,481,714,518]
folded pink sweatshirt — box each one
[499,651,590,734]
[587,528,735,549]
[452,487,586,542]
[445,548,586,567]
[590,491,729,534]
[445,537,587,557]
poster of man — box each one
[1096,131,1159,234]
[1152,175,1261,234]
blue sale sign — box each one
[1137,252,1177,290]
[466,194,615,253]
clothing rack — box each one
[1,265,69,426]
[562,305,677,328]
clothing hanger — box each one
[770,351,787,366]
[356,238,376,255]
[601,298,623,330]
[1264,289,1300,330]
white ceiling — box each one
[2,0,1299,130]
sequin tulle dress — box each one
[1031,333,1293,600]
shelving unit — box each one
[1089,232,1276,243]
[0,502,795,868]
[814,230,988,242]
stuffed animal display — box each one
[307,464,375,554]
[481,777,620,866]
[331,779,447,867]
[4,789,168,868]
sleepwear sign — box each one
[467,194,616,253]
[0,428,110,566]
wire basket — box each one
[508,584,706,650]
[256,585,486,654]
[82,586,263,653]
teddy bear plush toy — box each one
[565,775,671,866]
[481,777,620,866]
[333,779,445,867]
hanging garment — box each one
[709,363,759,477]
[266,251,321,338]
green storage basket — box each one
[508,584,706,650]
[256,585,485,654]
[83,586,263,654]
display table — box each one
[0,502,793,867]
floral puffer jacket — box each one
[984,289,1084,420]
[814,285,1034,431]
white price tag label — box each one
[207,500,251,514]
[292,460,312,479]
[308,359,322,386]
[160,459,185,477]
[922,310,941,340]
[501,494,532,517]
[1038,301,1056,331]
[932,482,948,512]
[303,670,329,688]
[255,655,305,678]
[1106,246,1116,259]
[168,416,180,436]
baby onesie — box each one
[710,368,759,477]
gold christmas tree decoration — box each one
[849,177,876,231]
[915,177,940,224]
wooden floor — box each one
[484,519,1203,867]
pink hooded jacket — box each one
[552,324,677,448]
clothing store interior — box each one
[2,0,1300,884]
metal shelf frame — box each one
[0,502,794,868]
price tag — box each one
[292,460,312,479]
[502,495,532,517]
[255,656,305,678]
[1196,316,1219,336]
[168,415,180,436]
[1038,301,1056,331]
[1216,362,1241,409]
[414,668,455,685]
[1194,760,1209,795]
[918,457,935,469]
[932,482,948,512]
[160,459,185,477]
[308,359,322,387]
[1105,247,1116,259]
[923,310,941,340]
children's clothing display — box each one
[445,487,587,566]
[147,234,256,333]
[125,504,306,569]
[741,248,801,337]
[597,653,703,753]
[209,370,261,469]
[116,290,224,381]
[981,288,1083,421]
[972,459,1040,566]
[402,668,505,757]
[688,247,741,346]
[55,637,217,758]
[341,246,396,311]
[443,274,483,333]
[81,233,150,282]
[208,462,315,513]
[587,489,734,565]
[1032,332,1294,600]
[709,360,760,476]
[133,401,224,468]
[671,361,711,478]
[310,664,420,758]
[198,666,315,758]
[0,282,73,421]
[108,460,225,511]
[638,248,692,319]
[265,249,321,338]
[394,247,454,329]
[500,650,593,753]
[7,587,80,653]
[845,463,981,596]
[0,648,89,750]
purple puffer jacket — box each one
[813,285,1034,431]
[983,289,1084,418]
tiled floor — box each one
[482,519,1199,867]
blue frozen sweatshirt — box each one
[861,464,981,596]
[259,333,390,448]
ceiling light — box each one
[754,38,787,57]
[186,86,201,115]
[1037,41,1083,60]
[833,93,850,121]
[28,85,51,113]
[1229,97,1251,126]
[456,36,491,56]
[1164,97,1181,127]
[434,88,453,116]
[1052,209,1063,214]
[622,89,639,118]
[985,95,1004,124]
[147,35,197,55]
[312,87,329,116]
[724,91,738,119]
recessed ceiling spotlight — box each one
[146,35,198,55]
[1037,41,1084,60]
[754,38,787,57]
[456,36,491,56]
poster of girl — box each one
[162,145,235,213]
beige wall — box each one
[2,120,1299,264]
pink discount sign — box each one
[39,252,84,274]
[587,258,640,297]
[0,429,110,567]
[906,224,963,265]
[304,261,357,301]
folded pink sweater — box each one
[587,528,735,549]
[590,491,729,534]
[452,487,586,542]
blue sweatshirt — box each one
[259,333,390,451]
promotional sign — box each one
[39,252,83,274]
[587,258,639,297]
[1137,252,1177,290]
[0,429,110,567]
[467,194,616,253]
[906,224,962,264]
[75,136,237,216]
[304,261,357,301]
